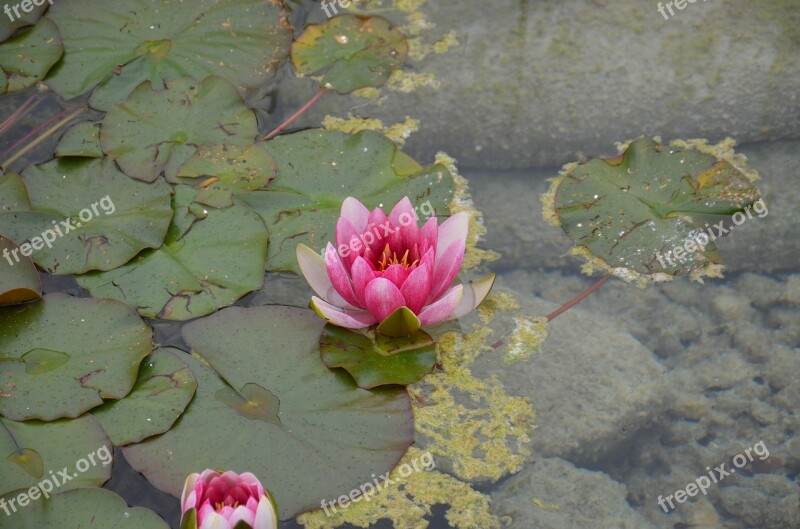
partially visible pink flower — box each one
[180,470,277,529]
[297,196,494,335]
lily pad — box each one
[124,306,414,520]
[0,293,152,421]
[547,137,762,279]
[100,76,259,182]
[172,143,276,192]
[291,15,408,94]
[0,172,29,212]
[1,488,170,529]
[0,415,111,497]
[45,0,292,110]
[0,1,48,43]
[240,129,454,273]
[320,324,437,389]
[92,348,197,446]
[0,158,173,275]
[0,235,41,305]
[76,186,268,320]
[55,122,102,158]
[0,18,63,94]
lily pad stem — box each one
[260,87,328,141]
[1,105,85,171]
[546,274,611,321]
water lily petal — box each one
[199,511,232,529]
[311,296,377,328]
[364,278,407,322]
[227,505,256,528]
[418,284,464,326]
[389,196,420,249]
[350,256,375,306]
[324,243,360,307]
[450,274,496,319]
[340,196,370,233]
[419,217,438,254]
[366,206,391,254]
[253,496,278,529]
[296,244,334,302]
[181,473,201,510]
[436,211,469,253]
[335,217,361,268]
[400,259,432,314]
[382,263,408,289]
[428,239,466,302]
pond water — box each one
[1,1,798,529]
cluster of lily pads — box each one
[0,1,767,528]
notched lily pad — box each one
[76,185,268,320]
[0,414,111,496]
[100,76,259,182]
[545,137,762,281]
[240,129,454,273]
[92,348,197,446]
[2,488,169,529]
[0,293,152,420]
[46,0,292,110]
[0,18,63,94]
[320,324,437,389]
[123,306,414,520]
[0,235,41,305]
[291,15,408,93]
[172,143,276,192]
[0,158,173,275]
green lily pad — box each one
[92,348,197,446]
[55,122,102,158]
[0,18,62,94]
[0,293,152,421]
[0,1,48,43]
[291,15,408,94]
[1,488,169,529]
[0,415,111,497]
[547,137,762,279]
[124,306,414,520]
[171,143,276,192]
[320,324,437,389]
[240,129,454,273]
[76,186,268,320]
[0,235,41,305]
[0,158,173,275]
[45,0,292,110]
[100,76,259,183]
[0,172,30,212]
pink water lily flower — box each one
[180,470,278,529]
[297,196,494,335]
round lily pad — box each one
[1,488,169,529]
[123,305,414,520]
[291,15,408,94]
[0,158,173,275]
[45,0,292,110]
[0,235,41,305]
[100,76,259,183]
[0,18,62,94]
[0,414,111,497]
[0,293,152,421]
[92,348,197,446]
[240,129,454,273]
[547,137,762,279]
[76,185,268,320]
[320,324,437,389]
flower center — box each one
[377,243,419,271]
